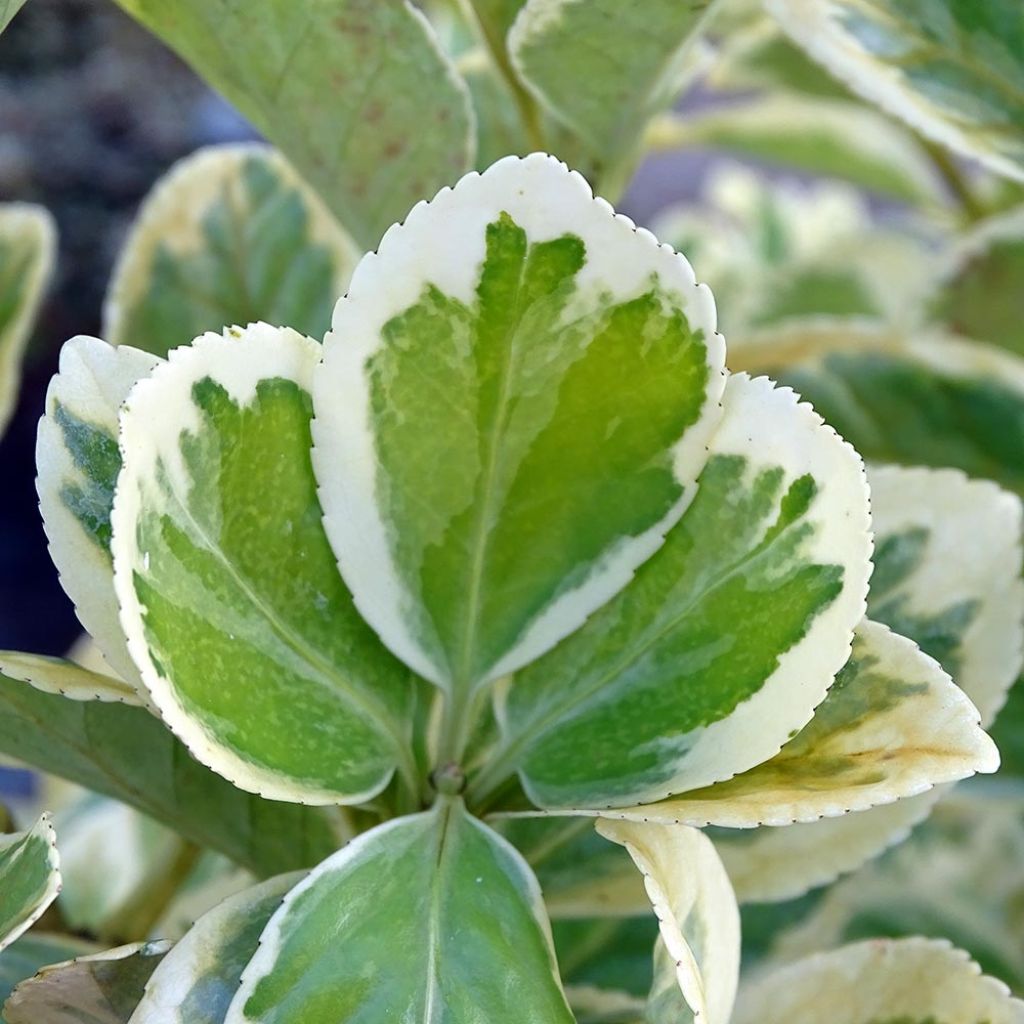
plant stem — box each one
[456,0,546,152]
[923,139,986,223]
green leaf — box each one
[104,145,358,358]
[0,671,341,877]
[0,933,99,1011]
[767,0,1024,184]
[129,873,300,1024]
[868,465,1024,726]
[732,938,1024,1024]
[0,816,60,953]
[112,323,419,805]
[552,916,659,999]
[496,817,646,918]
[37,337,161,695]
[481,372,870,809]
[927,207,1024,357]
[736,323,1024,496]
[509,0,715,172]
[654,95,942,204]
[314,153,724,702]
[3,941,169,1024]
[0,652,139,706]
[225,800,575,1023]
[110,0,474,250]
[0,203,55,436]
[598,821,739,1024]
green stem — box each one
[923,138,986,223]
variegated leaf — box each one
[598,821,739,1024]
[225,801,575,1023]
[565,985,645,1024]
[561,620,995,827]
[0,203,55,435]
[0,651,139,705]
[104,145,357,358]
[715,792,939,903]
[37,336,161,694]
[111,323,419,805]
[0,816,60,953]
[130,873,300,1024]
[314,153,724,704]
[733,938,1024,1024]
[478,371,869,809]
[110,0,474,250]
[868,464,1024,725]
[4,941,170,1024]
[509,0,717,177]
[732,323,1024,497]
[766,791,1024,991]
[927,206,1024,357]
[0,670,341,877]
[767,0,1024,184]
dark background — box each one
[0,0,707,658]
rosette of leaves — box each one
[0,153,1001,1022]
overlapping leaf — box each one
[226,801,574,1023]
[110,0,474,250]
[104,145,357,358]
[767,0,1024,183]
[480,372,869,809]
[130,873,300,1024]
[314,153,724,702]
[0,203,55,435]
[111,323,419,804]
[0,933,99,1010]
[733,937,1024,1024]
[4,941,170,1024]
[0,816,60,953]
[598,821,739,1024]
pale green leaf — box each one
[733,323,1024,497]
[104,145,358,358]
[763,791,1024,993]
[36,336,161,696]
[110,0,474,250]
[598,821,739,1024]
[927,206,1024,357]
[714,792,939,903]
[0,203,55,436]
[564,985,645,1024]
[733,938,1024,1024]
[129,873,300,1024]
[112,323,419,804]
[652,95,942,204]
[481,372,870,809]
[767,0,1024,183]
[314,153,724,700]
[0,816,60,953]
[0,671,342,877]
[226,800,574,1023]
[54,793,190,942]
[0,0,28,34]
[4,941,169,1024]
[509,0,716,169]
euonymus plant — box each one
[0,1,1024,1022]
